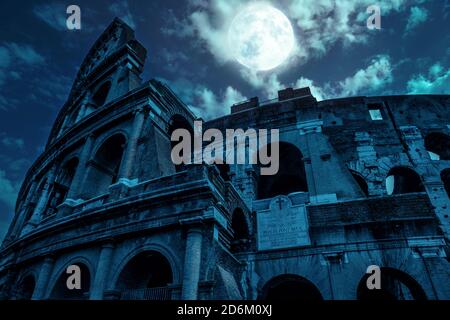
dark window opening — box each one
[257,142,308,199]
[116,251,173,300]
[386,167,424,195]
[231,208,250,251]
[92,81,111,107]
[357,267,427,300]
[424,132,450,160]
[83,134,126,198]
[217,163,230,181]
[260,274,323,301]
[50,263,90,300]
[14,275,35,300]
[440,169,450,198]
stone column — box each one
[32,256,55,300]
[22,167,57,233]
[90,242,115,300]
[181,225,203,300]
[118,107,147,183]
[66,134,95,201]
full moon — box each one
[228,4,295,71]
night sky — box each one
[0,0,449,240]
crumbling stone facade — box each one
[0,19,449,300]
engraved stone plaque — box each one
[256,195,310,251]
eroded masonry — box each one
[0,19,449,300]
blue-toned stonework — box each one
[0,19,449,300]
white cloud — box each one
[191,85,247,119]
[109,1,136,29]
[0,47,11,69]
[405,6,428,34]
[160,78,247,119]
[337,55,393,96]
[167,0,420,69]
[5,43,45,65]
[0,133,24,150]
[407,63,450,94]
[33,3,67,31]
[0,170,19,210]
[0,43,45,111]
[240,55,393,101]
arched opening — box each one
[217,163,231,181]
[424,132,450,160]
[350,170,369,197]
[83,134,126,198]
[260,274,323,301]
[92,81,111,107]
[14,274,36,300]
[45,158,79,217]
[357,267,427,300]
[231,208,250,251]
[257,142,308,199]
[49,263,91,300]
[116,251,173,300]
[385,167,424,195]
[168,115,194,173]
[441,169,450,198]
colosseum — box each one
[0,18,449,300]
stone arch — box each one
[83,132,127,198]
[111,243,181,289]
[349,169,369,197]
[257,141,308,199]
[47,257,94,300]
[14,272,37,300]
[113,246,177,300]
[385,166,424,195]
[259,274,323,301]
[440,168,450,198]
[424,132,450,160]
[168,114,194,173]
[357,267,427,300]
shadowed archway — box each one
[116,250,173,300]
[257,142,308,199]
[385,167,424,195]
[357,267,427,300]
[14,274,36,300]
[49,263,91,300]
[260,274,323,301]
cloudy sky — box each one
[0,0,449,240]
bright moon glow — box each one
[228,4,295,71]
